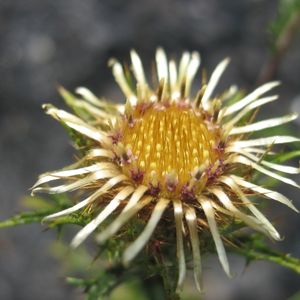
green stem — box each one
[230,237,300,274]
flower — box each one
[32,49,299,292]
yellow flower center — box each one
[118,102,222,197]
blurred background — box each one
[0,0,300,299]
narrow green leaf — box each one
[231,234,300,274]
[271,150,300,163]
[0,210,52,228]
[269,0,300,53]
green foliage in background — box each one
[269,0,300,52]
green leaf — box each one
[231,234,300,274]
[0,209,52,228]
[66,261,169,300]
[66,266,125,300]
[269,0,300,53]
[0,209,91,229]
[110,281,149,300]
[59,121,94,150]
[271,150,300,163]
[46,213,91,228]
[58,86,96,122]
[0,193,90,229]
[22,195,55,210]
[288,291,300,300]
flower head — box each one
[33,49,299,292]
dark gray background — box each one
[0,0,300,299]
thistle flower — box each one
[32,49,299,292]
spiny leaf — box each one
[0,210,52,228]
[0,209,91,229]
[46,213,91,228]
[231,234,300,274]
[66,265,129,299]
[0,192,90,229]
[60,121,94,150]
[66,262,167,300]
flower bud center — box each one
[120,102,221,196]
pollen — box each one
[119,102,222,196]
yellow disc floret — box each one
[116,101,223,198]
